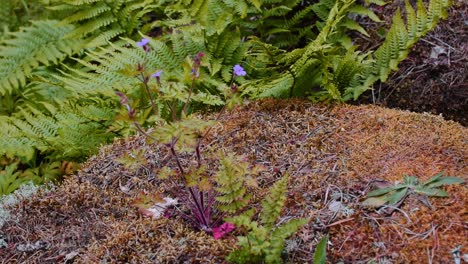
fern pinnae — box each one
[260,174,289,230]
[214,154,251,213]
[59,2,110,25]
[0,118,36,161]
[405,0,418,42]
[0,20,82,95]
[415,0,428,35]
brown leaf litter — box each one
[0,99,466,263]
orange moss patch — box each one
[327,105,467,262]
[1,99,466,263]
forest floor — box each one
[0,99,466,263]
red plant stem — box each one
[188,187,209,227]
[195,138,202,168]
[182,77,196,115]
[170,138,209,228]
[140,72,159,117]
[199,190,205,213]
[133,121,157,141]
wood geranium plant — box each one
[116,38,258,237]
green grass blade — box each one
[314,234,328,264]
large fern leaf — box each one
[0,20,84,95]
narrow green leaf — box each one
[314,234,328,264]
[425,176,465,188]
[415,187,448,197]
[387,188,408,205]
[423,172,445,185]
[367,186,401,197]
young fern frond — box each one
[226,173,307,263]
[260,174,289,230]
[266,218,309,263]
[215,154,251,213]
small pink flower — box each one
[212,222,235,239]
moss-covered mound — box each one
[1,99,466,263]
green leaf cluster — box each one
[0,161,61,196]
[0,0,156,194]
[241,0,451,101]
[0,0,48,38]
[363,172,465,208]
[226,174,308,263]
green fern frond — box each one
[0,20,84,95]
[0,98,116,162]
[226,173,307,263]
[368,0,450,84]
[59,1,111,24]
[0,163,31,196]
[266,218,308,262]
[0,117,36,161]
[260,174,288,230]
[215,154,251,213]
[48,0,157,46]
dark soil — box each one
[354,0,468,126]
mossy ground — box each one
[1,99,466,263]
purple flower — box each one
[191,68,200,78]
[151,70,163,78]
[233,64,246,77]
[212,222,235,239]
[136,38,150,47]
